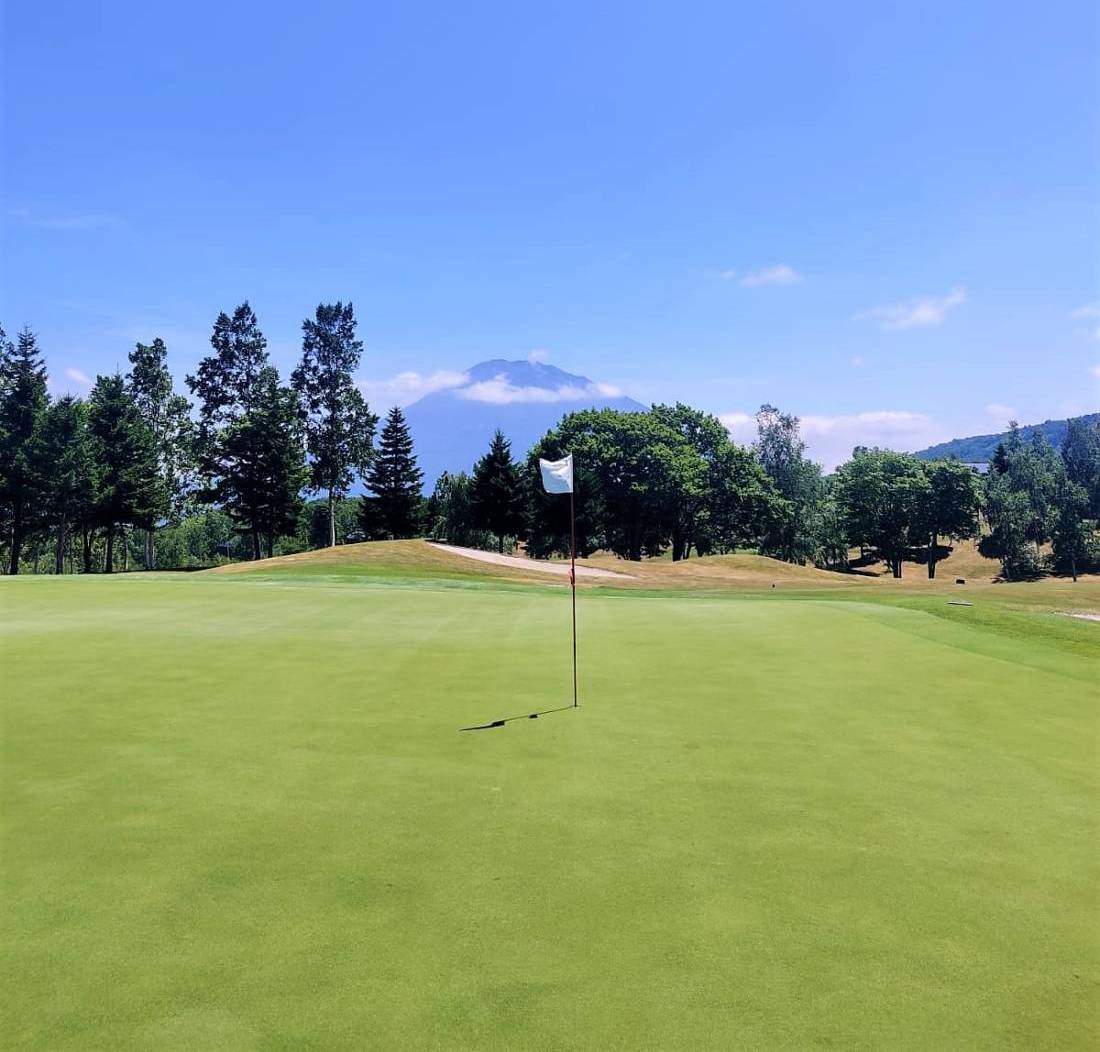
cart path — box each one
[429,543,634,579]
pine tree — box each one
[39,396,96,573]
[363,406,423,539]
[187,303,306,559]
[0,327,49,574]
[470,430,524,552]
[127,337,193,567]
[87,374,162,573]
[253,370,309,557]
[291,302,377,547]
[214,366,308,559]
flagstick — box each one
[570,486,578,708]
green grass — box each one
[2,566,1098,1049]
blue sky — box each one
[2,0,1097,466]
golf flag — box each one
[539,454,574,494]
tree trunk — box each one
[122,529,129,572]
[252,529,261,561]
[927,533,937,579]
[671,526,685,561]
[892,555,902,579]
[105,525,115,574]
[8,504,22,575]
[328,491,337,548]
[55,522,67,575]
[498,533,504,554]
[82,525,93,574]
[145,528,155,570]
[1071,553,1078,583]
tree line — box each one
[430,405,1098,581]
[0,304,424,574]
[2,308,1098,580]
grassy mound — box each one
[205,539,551,585]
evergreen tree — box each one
[127,337,194,567]
[291,302,377,547]
[0,327,49,574]
[39,396,95,573]
[87,374,162,573]
[253,371,309,556]
[187,303,306,558]
[363,406,423,539]
[470,430,524,552]
[188,302,269,423]
[214,367,308,559]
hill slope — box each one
[914,413,1099,462]
[403,359,646,485]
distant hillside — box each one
[914,413,1100,463]
[403,359,646,485]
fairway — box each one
[2,565,1098,1049]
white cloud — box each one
[358,367,625,408]
[1072,303,1100,342]
[527,348,550,363]
[985,403,1016,422]
[1091,364,1100,379]
[720,408,945,470]
[849,355,865,368]
[799,410,933,437]
[64,367,92,386]
[358,369,469,406]
[717,412,756,442]
[857,286,966,330]
[458,375,619,405]
[737,264,803,288]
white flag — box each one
[539,453,574,494]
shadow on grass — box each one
[460,705,576,732]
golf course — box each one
[3,542,1097,1049]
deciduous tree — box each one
[291,302,377,548]
[836,449,929,578]
[752,404,826,565]
[914,459,980,578]
[127,337,193,567]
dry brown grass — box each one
[204,537,1100,617]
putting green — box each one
[2,571,1097,1049]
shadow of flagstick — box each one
[460,705,576,732]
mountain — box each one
[402,359,646,486]
[913,413,1100,463]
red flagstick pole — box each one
[570,485,578,708]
